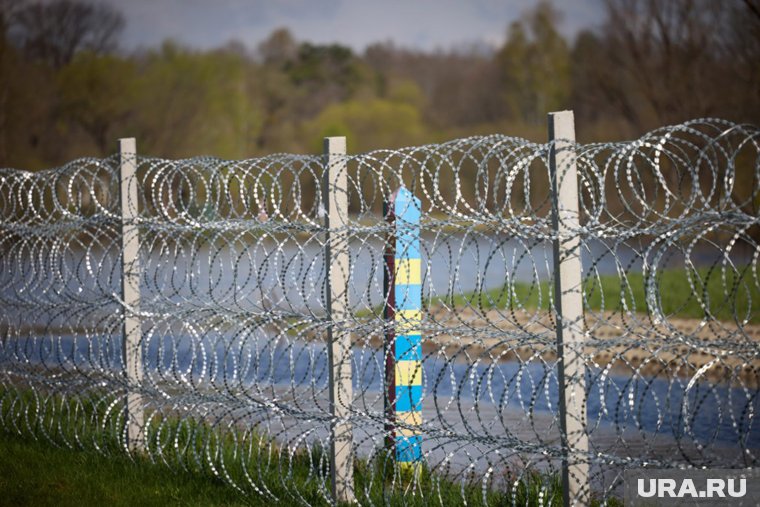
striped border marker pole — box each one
[385,186,422,468]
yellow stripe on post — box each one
[396,411,422,435]
[394,258,421,285]
[395,360,422,386]
[395,309,421,334]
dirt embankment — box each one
[415,305,760,387]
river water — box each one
[2,231,758,461]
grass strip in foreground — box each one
[0,428,567,506]
[0,433,251,507]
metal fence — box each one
[1,112,759,506]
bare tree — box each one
[597,0,745,129]
[8,0,124,68]
[0,0,24,165]
[743,0,760,21]
[258,27,298,66]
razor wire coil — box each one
[1,118,759,505]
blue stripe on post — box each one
[396,233,420,259]
[395,385,422,412]
[395,335,422,361]
[395,191,421,227]
[394,283,421,310]
[395,188,420,260]
[395,435,423,462]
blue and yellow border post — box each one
[384,187,422,472]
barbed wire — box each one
[1,118,759,505]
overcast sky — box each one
[101,0,604,54]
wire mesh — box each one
[1,118,759,505]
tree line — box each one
[0,0,758,170]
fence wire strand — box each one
[1,118,760,505]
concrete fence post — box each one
[548,111,589,507]
[323,136,355,504]
[118,137,145,452]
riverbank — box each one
[423,303,760,387]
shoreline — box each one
[417,304,760,388]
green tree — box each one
[284,41,372,118]
[304,92,426,153]
[134,41,260,159]
[497,1,570,124]
[57,53,137,154]
[0,39,59,168]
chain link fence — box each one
[1,115,759,505]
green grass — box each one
[353,462,568,507]
[0,433,251,507]
[441,266,760,323]
[0,426,626,507]
[0,386,571,506]
[0,427,569,507]
[0,387,330,505]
